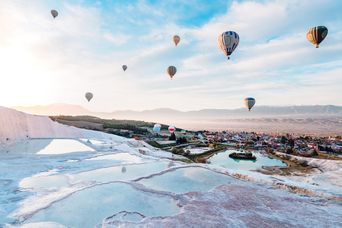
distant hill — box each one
[14,104,342,120]
[111,105,342,120]
[13,104,342,134]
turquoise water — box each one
[26,183,179,228]
[208,150,286,171]
[138,167,234,194]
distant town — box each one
[52,115,342,163]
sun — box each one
[0,43,55,106]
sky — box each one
[0,0,341,111]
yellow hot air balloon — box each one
[173,35,180,46]
[85,92,93,102]
[51,9,58,19]
[306,26,328,48]
[244,97,255,111]
[167,66,177,79]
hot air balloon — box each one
[181,129,187,135]
[173,35,180,46]
[168,126,176,134]
[122,65,127,71]
[51,10,58,19]
[244,97,255,111]
[153,124,161,134]
[306,26,328,48]
[218,31,239,59]
[167,66,177,79]
[85,92,93,102]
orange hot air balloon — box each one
[173,35,180,46]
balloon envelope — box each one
[153,124,161,133]
[167,66,177,79]
[51,9,58,18]
[85,92,93,102]
[168,126,176,134]
[173,35,180,46]
[122,65,127,71]
[306,26,328,48]
[218,31,239,59]
[244,97,255,111]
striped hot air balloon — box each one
[218,31,239,60]
[244,97,255,111]
[173,35,180,46]
[167,66,177,79]
[306,26,328,48]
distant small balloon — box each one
[173,35,180,46]
[122,65,127,71]
[121,166,126,173]
[85,92,93,102]
[168,126,176,134]
[244,97,255,111]
[51,9,58,19]
[153,124,161,133]
[167,66,177,79]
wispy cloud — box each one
[0,0,341,111]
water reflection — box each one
[208,150,286,171]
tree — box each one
[169,133,176,140]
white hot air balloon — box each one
[218,31,239,59]
[153,124,161,134]
[85,92,93,102]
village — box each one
[141,129,342,160]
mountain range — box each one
[14,104,342,134]
[14,104,342,119]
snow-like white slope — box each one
[1,106,341,227]
[0,106,83,143]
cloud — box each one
[0,0,341,111]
